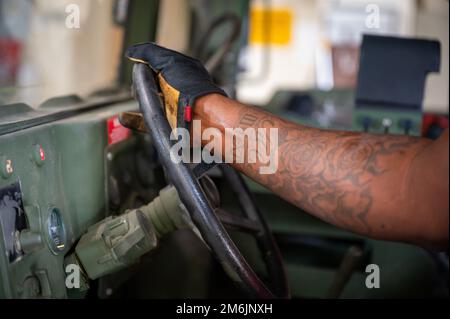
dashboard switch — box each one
[0,156,13,179]
[33,144,45,166]
[382,118,393,134]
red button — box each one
[39,146,45,161]
[107,115,131,145]
[184,105,192,122]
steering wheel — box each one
[132,63,290,299]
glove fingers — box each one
[125,42,226,112]
[125,42,198,73]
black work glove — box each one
[125,42,227,129]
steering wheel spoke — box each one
[192,162,218,179]
[215,208,262,234]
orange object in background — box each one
[331,45,360,89]
[249,8,293,46]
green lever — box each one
[73,185,192,280]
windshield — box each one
[0,0,126,108]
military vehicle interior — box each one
[0,0,448,299]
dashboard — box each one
[0,97,161,298]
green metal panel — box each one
[353,108,423,136]
[0,100,138,298]
[120,0,160,85]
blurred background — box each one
[0,0,448,135]
[0,0,124,107]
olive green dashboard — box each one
[0,96,145,298]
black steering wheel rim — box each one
[132,63,290,299]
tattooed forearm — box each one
[233,106,429,236]
[194,94,448,248]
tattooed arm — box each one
[194,94,449,250]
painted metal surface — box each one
[0,99,138,298]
